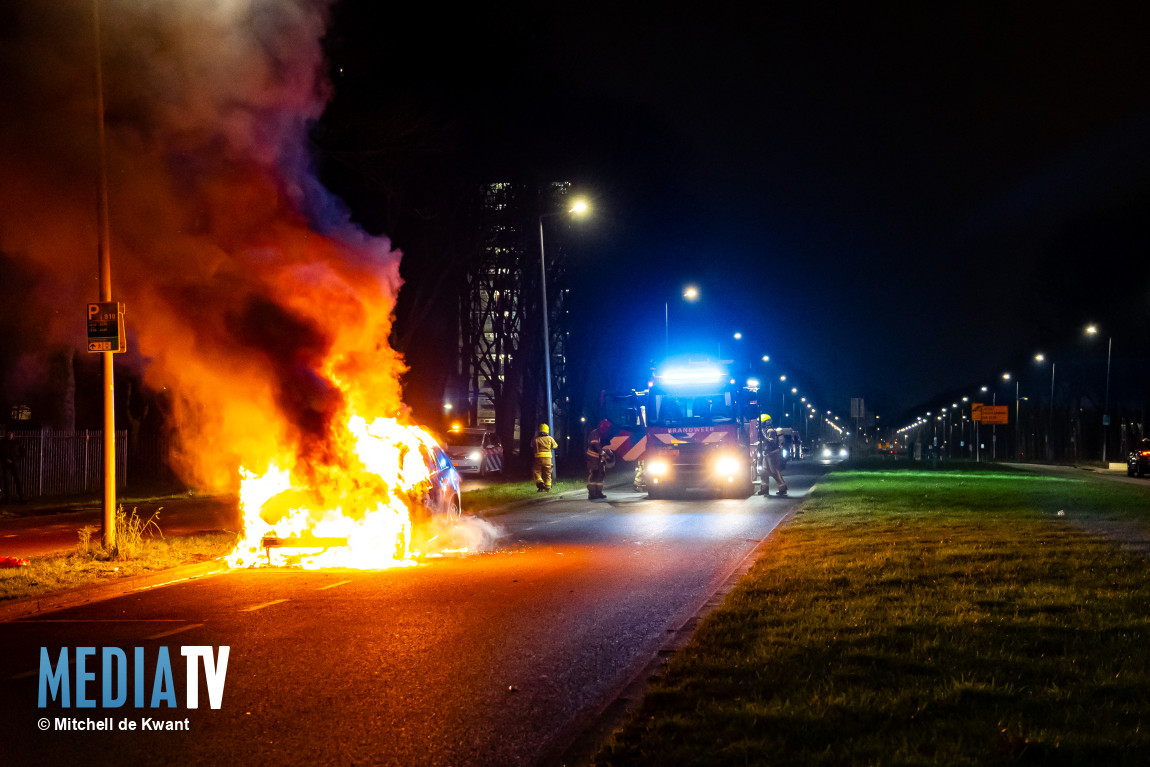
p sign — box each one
[87,302,126,353]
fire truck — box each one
[602,361,760,498]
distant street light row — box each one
[899,323,1116,463]
[665,282,852,443]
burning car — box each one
[227,418,462,569]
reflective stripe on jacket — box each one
[535,435,558,458]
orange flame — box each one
[226,415,442,570]
[0,3,457,568]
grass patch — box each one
[463,476,586,513]
[594,467,1150,765]
[1,507,235,603]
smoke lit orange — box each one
[0,2,448,568]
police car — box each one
[443,426,504,477]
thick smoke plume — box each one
[0,0,406,489]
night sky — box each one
[321,2,1150,424]
[2,1,1148,440]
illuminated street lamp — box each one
[1035,353,1055,460]
[1004,372,1021,459]
[665,284,700,352]
[1085,325,1113,463]
[539,197,590,447]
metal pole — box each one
[94,0,116,549]
[538,217,555,452]
[664,301,668,354]
[1103,336,1112,464]
[992,391,997,460]
[1047,362,1055,461]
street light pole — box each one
[1103,335,1112,464]
[665,285,699,355]
[1049,362,1056,459]
[537,198,589,459]
[1086,326,1113,464]
[94,0,117,549]
[1014,379,1020,460]
[537,216,554,443]
[1037,354,1055,460]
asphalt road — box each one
[0,469,819,767]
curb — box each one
[0,559,229,624]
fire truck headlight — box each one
[714,456,740,476]
[648,460,669,476]
[822,448,832,458]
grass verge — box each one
[593,466,1150,765]
[463,476,586,513]
[1,507,235,603]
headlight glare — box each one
[715,456,740,475]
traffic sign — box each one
[980,405,1008,425]
[86,302,126,353]
[971,402,983,421]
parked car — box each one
[443,426,504,477]
[1128,438,1150,478]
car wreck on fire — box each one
[227,420,462,569]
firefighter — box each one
[585,419,609,499]
[533,423,559,492]
[759,416,788,497]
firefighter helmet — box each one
[540,424,550,434]
[759,414,772,424]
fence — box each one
[2,429,128,501]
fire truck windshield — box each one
[652,392,735,425]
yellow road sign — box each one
[980,405,1008,425]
